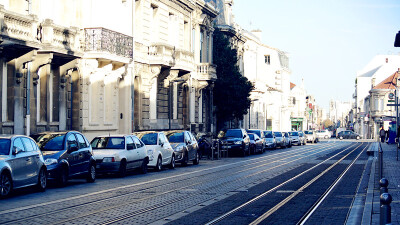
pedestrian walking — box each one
[379,126,386,143]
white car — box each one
[135,131,175,171]
[90,135,149,177]
[316,130,331,139]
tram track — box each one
[0,142,354,225]
[202,142,368,225]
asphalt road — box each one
[0,140,371,225]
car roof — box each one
[0,134,26,139]
[164,130,186,135]
[94,134,130,138]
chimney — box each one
[386,58,389,63]
[371,77,376,88]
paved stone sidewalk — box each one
[372,142,400,224]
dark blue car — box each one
[31,131,96,186]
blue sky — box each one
[232,0,400,110]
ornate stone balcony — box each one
[196,63,217,81]
[147,43,175,67]
[173,49,194,72]
[85,27,133,61]
[41,19,81,56]
[0,5,39,46]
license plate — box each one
[223,146,231,149]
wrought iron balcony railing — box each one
[85,28,133,59]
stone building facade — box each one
[133,0,218,133]
[0,0,135,141]
[0,0,217,138]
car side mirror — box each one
[67,143,79,153]
[243,135,247,138]
[12,146,22,155]
[160,142,164,147]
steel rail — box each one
[205,143,364,225]
[0,142,349,225]
[0,142,338,216]
[296,143,368,225]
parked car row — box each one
[0,129,201,199]
[218,129,313,156]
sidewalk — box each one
[365,142,400,224]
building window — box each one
[200,30,204,63]
[265,55,270,65]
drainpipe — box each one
[25,62,31,136]
[131,0,135,132]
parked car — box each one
[316,130,331,139]
[135,131,175,171]
[273,131,285,148]
[298,131,307,145]
[263,131,276,149]
[91,135,149,176]
[165,130,200,166]
[219,129,250,156]
[288,131,301,146]
[246,129,266,149]
[337,130,361,140]
[283,132,292,148]
[248,133,264,154]
[304,130,318,143]
[0,135,47,198]
[31,131,96,186]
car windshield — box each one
[32,133,65,151]
[265,132,274,138]
[247,130,260,136]
[304,131,313,134]
[248,133,255,140]
[91,137,125,149]
[274,132,282,137]
[225,130,242,138]
[140,133,158,145]
[0,139,10,155]
[289,132,299,136]
[167,132,184,143]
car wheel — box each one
[340,136,343,140]
[140,158,148,174]
[193,151,200,165]
[36,167,47,192]
[86,163,96,183]
[0,172,12,199]
[356,136,360,140]
[325,135,328,139]
[119,160,127,177]
[169,155,175,169]
[155,156,162,172]
[58,167,68,187]
[182,152,189,166]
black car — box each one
[246,129,266,150]
[337,130,361,140]
[31,131,96,186]
[219,129,250,157]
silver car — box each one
[288,131,301,146]
[0,135,47,198]
[263,131,276,150]
[274,132,285,148]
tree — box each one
[212,29,254,130]
[323,119,334,129]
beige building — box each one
[133,0,218,133]
[0,0,217,138]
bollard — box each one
[380,178,389,195]
[380,193,392,225]
[379,142,382,179]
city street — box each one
[0,141,373,225]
